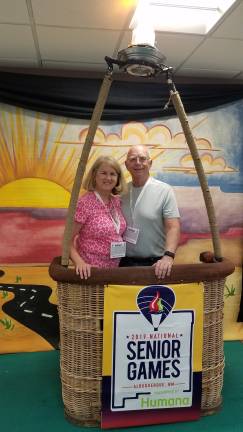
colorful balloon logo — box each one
[137,285,175,331]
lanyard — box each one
[129,177,151,224]
[94,191,121,234]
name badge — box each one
[110,241,126,258]
[123,226,139,244]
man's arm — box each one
[153,217,180,279]
[164,217,181,254]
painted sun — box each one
[0,108,80,207]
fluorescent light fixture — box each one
[130,0,237,36]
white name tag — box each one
[123,226,139,244]
[110,241,126,258]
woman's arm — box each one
[70,222,92,279]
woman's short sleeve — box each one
[75,193,91,224]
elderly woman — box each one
[70,155,127,279]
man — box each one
[120,145,180,279]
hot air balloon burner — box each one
[105,45,173,78]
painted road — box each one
[0,283,59,348]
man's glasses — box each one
[127,156,150,163]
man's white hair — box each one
[127,144,151,159]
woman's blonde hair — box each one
[83,155,126,195]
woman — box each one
[70,155,127,279]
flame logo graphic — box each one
[149,291,164,313]
[137,285,175,331]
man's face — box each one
[125,146,152,184]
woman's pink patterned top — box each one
[75,191,127,268]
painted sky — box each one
[60,98,243,193]
[0,98,242,201]
[102,99,243,193]
[156,99,243,192]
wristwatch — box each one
[163,250,175,259]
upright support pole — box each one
[168,79,222,260]
[61,70,113,266]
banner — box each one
[102,283,203,428]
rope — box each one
[61,70,113,266]
[170,89,222,260]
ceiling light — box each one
[130,0,237,35]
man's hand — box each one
[153,256,174,279]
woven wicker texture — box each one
[201,278,225,412]
[58,282,104,426]
[58,278,226,425]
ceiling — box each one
[0,0,243,81]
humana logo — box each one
[140,396,191,408]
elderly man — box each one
[120,145,180,279]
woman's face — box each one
[94,162,118,195]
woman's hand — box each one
[75,260,91,280]
[69,225,92,279]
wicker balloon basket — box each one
[49,67,235,427]
[49,257,235,426]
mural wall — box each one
[0,100,242,353]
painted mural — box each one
[0,99,242,353]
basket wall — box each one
[58,278,226,425]
[58,282,104,426]
[202,278,225,413]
